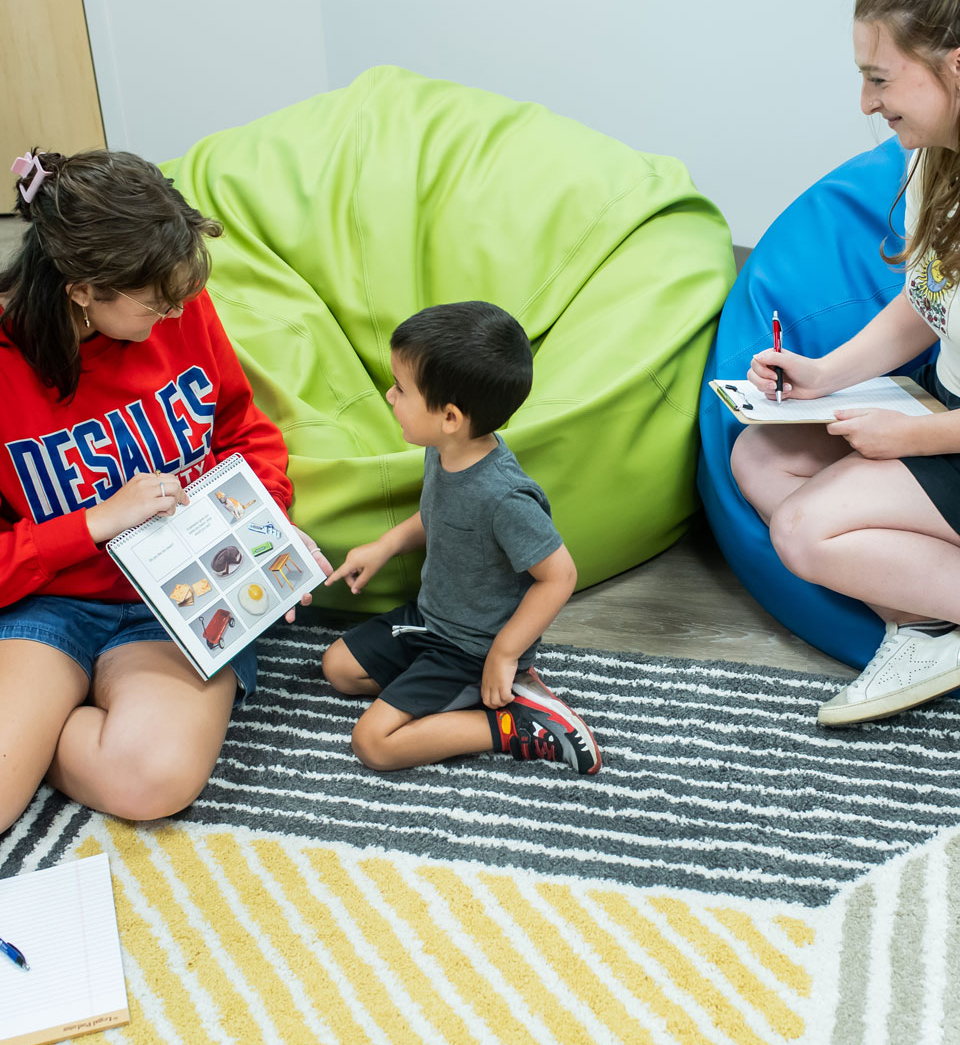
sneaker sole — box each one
[818,667,960,726]
[512,675,601,775]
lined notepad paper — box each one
[712,375,937,423]
[0,854,128,1045]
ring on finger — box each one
[160,481,165,498]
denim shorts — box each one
[0,595,257,700]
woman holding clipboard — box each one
[732,0,960,726]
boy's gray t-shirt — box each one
[417,434,563,667]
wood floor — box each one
[546,514,856,678]
[0,216,857,680]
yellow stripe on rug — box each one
[65,819,818,1045]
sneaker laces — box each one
[846,628,902,697]
[509,724,558,763]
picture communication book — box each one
[107,454,326,679]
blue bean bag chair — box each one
[697,136,938,668]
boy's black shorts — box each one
[341,601,486,717]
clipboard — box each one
[709,375,946,424]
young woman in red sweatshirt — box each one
[0,149,325,830]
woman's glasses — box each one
[115,289,182,318]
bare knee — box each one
[769,500,826,582]
[351,720,398,772]
[321,640,350,689]
[97,745,211,821]
[351,727,390,771]
[323,639,376,695]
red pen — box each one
[772,310,783,404]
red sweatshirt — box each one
[0,290,291,607]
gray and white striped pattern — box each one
[6,620,960,908]
[806,825,960,1044]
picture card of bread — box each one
[169,582,194,606]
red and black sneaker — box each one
[493,668,601,775]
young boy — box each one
[322,301,601,775]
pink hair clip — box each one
[10,152,50,204]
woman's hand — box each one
[86,471,189,544]
[324,539,393,595]
[748,349,833,401]
[284,526,335,623]
[826,409,921,459]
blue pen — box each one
[0,936,29,971]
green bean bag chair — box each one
[162,66,734,611]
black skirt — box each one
[901,362,960,536]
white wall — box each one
[320,0,893,247]
[86,0,892,247]
[84,0,329,165]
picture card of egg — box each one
[237,581,272,617]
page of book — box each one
[713,376,935,423]
[107,454,327,679]
[0,854,128,1045]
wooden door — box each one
[0,0,105,211]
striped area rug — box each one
[3,618,960,1044]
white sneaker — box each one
[818,622,960,726]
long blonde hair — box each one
[855,0,960,276]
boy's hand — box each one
[481,649,518,709]
[325,540,392,595]
[284,527,334,623]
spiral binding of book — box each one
[107,454,245,546]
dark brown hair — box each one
[0,149,222,399]
[855,1,960,276]
[391,301,533,438]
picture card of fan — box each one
[106,454,326,679]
